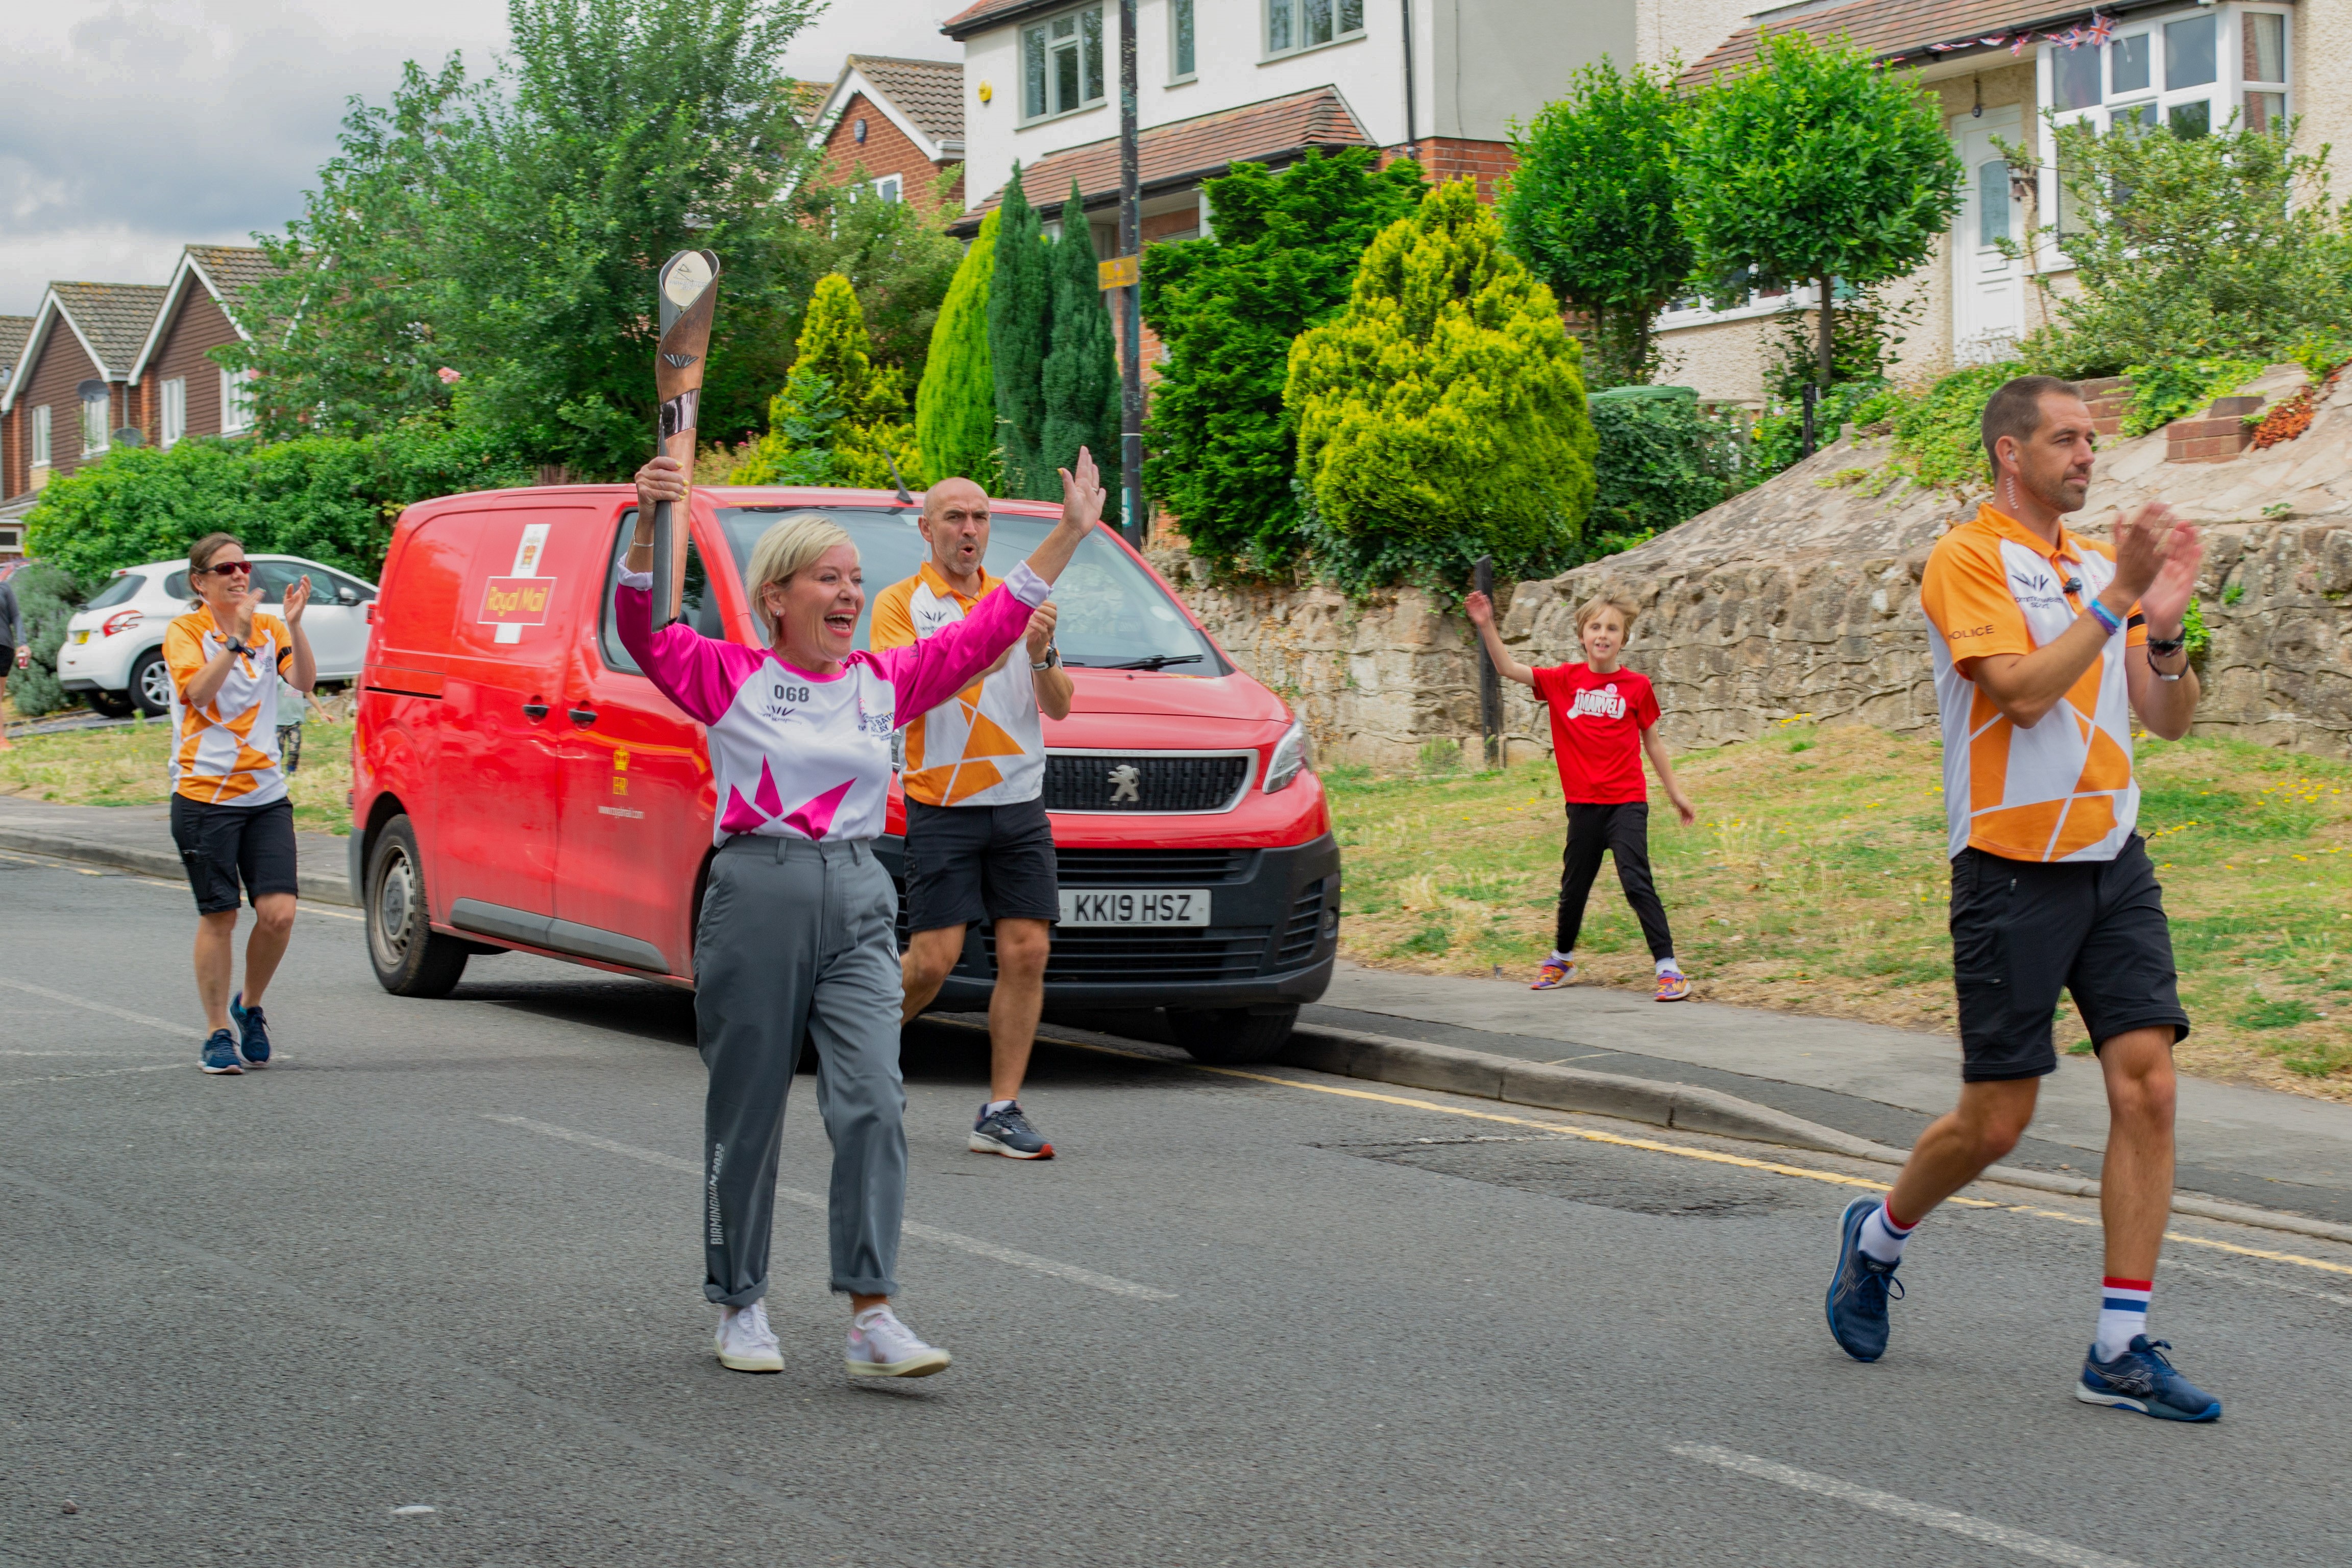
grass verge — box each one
[1326,722,2352,1100]
[0,716,354,837]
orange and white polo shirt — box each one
[166,607,295,807]
[869,560,1045,807]
[1921,503,2149,863]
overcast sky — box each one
[0,0,964,318]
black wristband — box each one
[2146,635,2186,656]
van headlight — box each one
[1264,720,1312,793]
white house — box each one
[939,0,1641,250]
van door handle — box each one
[522,701,550,721]
[568,707,598,726]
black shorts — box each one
[169,794,300,916]
[1949,835,2190,1082]
[903,795,1059,934]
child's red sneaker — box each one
[1531,959,1575,990]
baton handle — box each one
[650,496,679,625]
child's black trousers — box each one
[1555,801,1675,960]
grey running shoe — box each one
[970,1101,1054,1160]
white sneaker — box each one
[714,1301,782,1373]
[845,1305,951,1379]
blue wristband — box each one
[2086,598,2123,637]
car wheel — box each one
[1164,1004,1298,1065]
[85,689,134,719]
[129,648,174,718]
[366,815,471,997]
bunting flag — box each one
[1917,12,2115,60]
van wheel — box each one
[86,689,134,719]
[366,815,470,997]
[1165,1005,1297,1065]
[130,648,174,718]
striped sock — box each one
[2095,1277,2153,1362]
[1857,1198,1917,1264]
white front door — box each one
[1953,108,2025,364]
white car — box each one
[57,553,378,718]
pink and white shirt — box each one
[614,564,1049,845]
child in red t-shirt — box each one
[1466,589,1697,1000]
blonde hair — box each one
[1574,592,1639,638]
[744,512,854,641]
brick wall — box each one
[143,286,243,447]
[9,323,111,490]
[821,93,962,213]
[1381,137,1516,201]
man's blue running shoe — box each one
[200,1028,243,1075]
[2075,1336,2221,1421]
[970,1101,1054,1160]
[230,991,272,1067]
[1826,1194,1902,1362]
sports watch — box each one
[1032,644,1061,671]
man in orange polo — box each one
[1823,375,2220,1421]
[872,477,1073,1159]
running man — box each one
[166,533,317,1073]
[1825,375,2218,1420]
[872,477,1073,1159]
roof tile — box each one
[956,87,1371,231]
[1684,1,2127,85]
[0,316,32,393]
[185,244,278,328]
[848,55,963,145]
[940,0,1065,41]
[50,282,169,376]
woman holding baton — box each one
[621,446,1102,1381]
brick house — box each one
[942,0,1639,244]
[1644,1,2325,405]
[0,281,167,506]
[128,245,278,451]
[809,55,967,213]
[0,316,33,551]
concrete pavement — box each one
[6,852,2352,1566]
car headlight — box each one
[1264,719,1312,793]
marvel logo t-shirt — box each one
[1531,663,1660,804]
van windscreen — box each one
[712,506,1228,673]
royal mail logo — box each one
[480,576,555,626]
[1567,685,1627,721]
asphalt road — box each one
[5,849,2350,1568]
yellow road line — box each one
[1027,1029,2352,1277]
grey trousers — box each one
[695,835,906,1305]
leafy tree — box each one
[1038,184,1122,526]
[1142,149,1426,575]
[731,273,915,488]
[988,169,1054,499]
[1681,30,1962,387]
[1501,58,1693,389]
[2019,113,2352,376]
[799,170,966,386]
[21,416,536,586]
[1285,178,1598,594]
[222,0,826,477]
[915,207,1000,490]
[1586,387,1748,551]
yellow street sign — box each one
[1097,254,1140,290]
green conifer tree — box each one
[914,207,1001,491]
[1038,182,1122,525]
[732,272,915,488]
[987,168,1054,499]
[1285,178,1597,591]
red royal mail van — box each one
[349,484,1339,1062]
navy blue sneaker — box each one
[970,1101,1054,1160]
[200,1028,243,1075]
[1826,1194,1903,1362]
[2075,1336,2222,1421]
[230,991,271,1067]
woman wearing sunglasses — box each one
[166,532,316,1073]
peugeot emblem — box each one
[1106,763,1141,804]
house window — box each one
[2042,6,2290,240]
[1021,5,1105,122]
[30,405,51,468]
[873,174,903,204]
[1266,0,1363,58]
[161,378,187,449]
[220,368,254,434]
[81,388,110,456]
[1171,0,1196,80]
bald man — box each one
[871,478,1074,1159]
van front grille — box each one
[1052,848,1251,886]
[986,925,1272,983]
[1042,752,1251,813]
[1276,884,1328,968]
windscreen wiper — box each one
[1070,653,1205,671]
